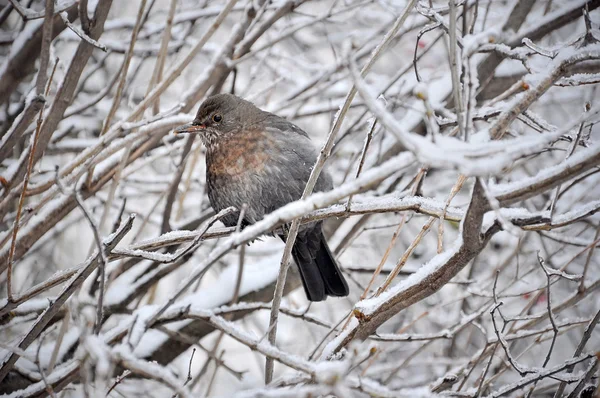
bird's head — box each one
[174,93,262,147]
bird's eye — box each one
[212,114,222,123]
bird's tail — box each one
[290,228,349,302]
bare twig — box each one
[54,168,107,334]
[59,11,107,51]
[265,0,418,383]
[554,307,600,397]
[0,215,135,384]
[6,58,58,302]
[127,0,239,121]
[447,0,465,139]
[8,0,76,20]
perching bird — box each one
[175,93,349,301]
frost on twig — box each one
[0,0,599,396]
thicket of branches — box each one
[1,0,599,396]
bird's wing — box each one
[262,113,310,139]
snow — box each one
[111,344,191,398]
[135,229,199,245]
[133,150,416,335]
[320,317,358,360]
[481,207,546,231]
[179,255,281,308]
[129,253,282,358]
[128,305,157,349]
[352,60,589,177]
[3,1,599,395]
[103,259,156,307]
[0,361,79,397]
[484,355,593,397]
[313,193,463,221]
[552,200,600,224]
[208,314,316,374]
[49,138,99,151]
[0,19,44,78]
[226,385,331,398]
[313,358,350,384]
[0,297,50,314]
[82,335,112,392]
[490,144,600,197]
[355,237,463,317]
[462,28,501,56]
[110,247,175,262]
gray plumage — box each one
[176,93,349,301]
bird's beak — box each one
[174,123,205,135]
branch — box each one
[7,0,77,20]
[0,3,77,104]
[323,179,488,356]
[0,215,134,384]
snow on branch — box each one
[1,0,599,396]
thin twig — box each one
[35,0,54,94]
[146,0,178,115]
[0,215,135,384]
[59,11,107,51]
[86,0,147,188]
[127,0,240,121]
[79,0,89,33]
[554,307,600,397]
[54,168,107,334]
[579,224,600,292]
[8,0,76,20]
[264,0,418,383]
[536,253,559,368]
[6,58,58,301]
[447,0,465,139]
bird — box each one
[174,93,349,301]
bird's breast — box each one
[206,130,275,177]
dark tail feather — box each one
[290,228,349,302]
[291,237,326,301]
[315,234,349,297]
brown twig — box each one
[0,215,135,384]
[6,57,58,302]
[264,0,419,383]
